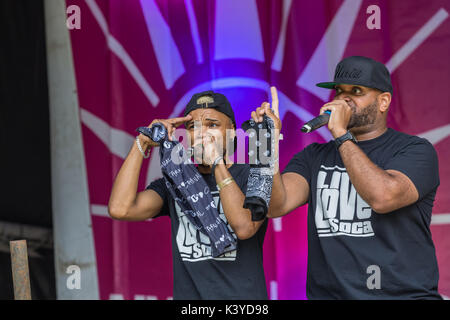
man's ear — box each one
[378,92,391,113]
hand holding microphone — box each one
[136,115,193,148]
[302,99,352,139]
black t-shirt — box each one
[147,164,268,300]
[284,128,441,300]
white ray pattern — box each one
[140,0,186,89]
[386,9,449,73]
[85,0,159,106]
[214,0,265,62]
[185,0,204,64]
[431,214,450,226]
[277,90,333,141]
[80,108,134,159]
[418,124,450,145]
[271,0,293,71]
[296,0,363,101]
[81,2,450,229]
[166,77,332,141]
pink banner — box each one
[67,0,450,299]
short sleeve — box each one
[146,177,170,217]
[384,138,440,200]
[282,143,316,185]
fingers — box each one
[253,86,280,123]
[149,119,175,141]
[250,99,282,138]
[259,103,270,121]
[320,101,342,114]
[263,105,277,124]
[202,134,221,164]
[261,102,270,112]
[261,101,283,132]
[251,108,263,122]
[203,133,214,144]
[319,100,350,115]
[250,103,270,123]
[170,114,193,127]
[163,122,175,141]
[251,111,258,122]
[168,115,193,140]
[148,115,192,142]
[320,104,334,115]
[270,86,279,118]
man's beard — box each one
[347,100,378,129]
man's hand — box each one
[109,116,194,221]
[139,115,193,149]
[201,134,223,167]
[251,86,282,131]
[250,86,282,173]
[319,100,352,139]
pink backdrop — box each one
[67,0,450,299]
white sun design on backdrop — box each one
[78,0,450,227]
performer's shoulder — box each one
[388,127,436,149]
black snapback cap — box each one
[316,56,393,95]
[184,90,236,128]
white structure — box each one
[44,0,99,299]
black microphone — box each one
[301,110,331,133]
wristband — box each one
[334,131,357,149]
[217,177,234,191]
[136,136,150,158]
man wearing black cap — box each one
[254,56,441,299]
[108,91,268,300]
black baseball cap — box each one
[184,90,236,128]
[316,56,393,95]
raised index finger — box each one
[270,86,280,118]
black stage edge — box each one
[0,0,55,299]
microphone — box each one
[301,110,331,133]
[136,123,167,142]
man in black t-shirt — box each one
[253,56,441,299]
[108,91,268,300]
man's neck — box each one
[350,125,388,142]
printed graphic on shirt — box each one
[315,165,374,237]
[175,191,237,262]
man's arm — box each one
[205,86,291,239]
[213,163,265,240]
[320,100,419,213]
[108,115,192,220]
[108,137,165,221]
[336,140,418,213]
[251,86,310,219]
[267,171,310,218]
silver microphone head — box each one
[301,124,312,133]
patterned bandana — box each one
[137,124,237,257]
[241,115,275,221]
